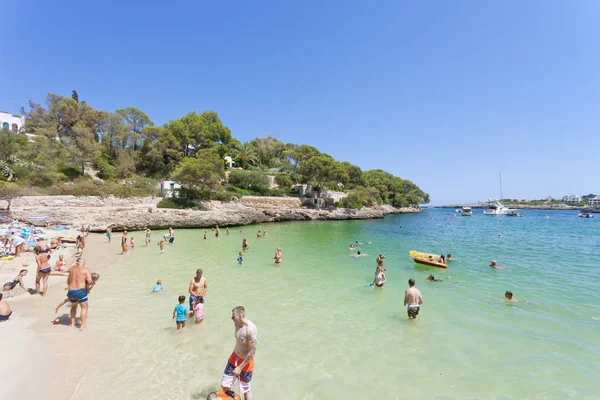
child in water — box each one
[153,280,163,292]
[237,252,243,265]
[157,240,164,254]
[173,295,191,331]
[193,296,204,324]
[129,237,135,250]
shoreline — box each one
[2,195,422,232]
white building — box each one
[0,111,24,133]
[160,181,181,198]
[562,194,581,203]
[588,196,600,205]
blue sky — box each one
[2,0,599,204]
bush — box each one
[58,166,83,180]
[27,171,68,187]
[157,197,202,209]
[95,156,118,180]
[228,170,270,193]
[275,174,293,188]
[50,177,159,197]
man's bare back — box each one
[67,262,93,291]
[404,286,423,306]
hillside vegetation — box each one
[0,92,429,209]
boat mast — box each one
[499,170,503,200]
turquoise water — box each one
[75,209,599,399]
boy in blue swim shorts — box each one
[173,295,191,330]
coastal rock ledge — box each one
[1,196,421,232]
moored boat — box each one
[461,206,472,216]
[578,210,594,218]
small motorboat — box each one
[578,210,594,218]
[507,211,522,217]
[413,256,448,268]
[461,206,472,216]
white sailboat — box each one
[483,171,519,216]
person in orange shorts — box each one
[221,306,257,400]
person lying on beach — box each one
[489,260,506,270]
[53,272,100,316]
[3,269,28,291]
[153,280,163,292]
[0,293,12,322]
[50,237,61,250]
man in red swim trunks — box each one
[221,306,257,400]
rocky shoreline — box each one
[1,196,422,232]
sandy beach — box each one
[0,234,116,399]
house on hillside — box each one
[562,194,581,203]
[160,181,181,198]
[588,196,600,205]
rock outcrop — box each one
[2,195,421,232]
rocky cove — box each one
[1,196,422,231]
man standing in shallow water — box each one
[189,269,208,313]
[222,306,258,400]
[404,278,423,319]
[67,258,93,331]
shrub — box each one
[96,156,118,180]
[27,171,68,187]
[228,170,269,193]
[275,174,293,188]
[50,177,159,197]
[58,166,83,180]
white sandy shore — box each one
[0,234,117,400]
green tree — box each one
[172,149,225,191]
[138,126,181,177]
[0,181,25,211]
[116,107,153,150]
[71,90,79,103]
[250,136,285,167]
[232,142,259,169]
[299,155,347,190]
[169,111,232,157]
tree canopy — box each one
[1,92,429,206]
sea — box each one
[71,208,599,399]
